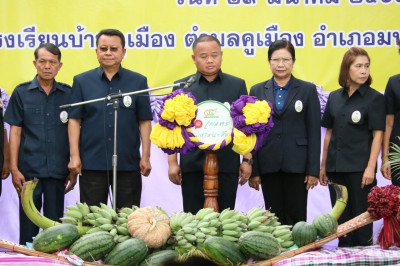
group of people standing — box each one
[2,29,153,245]
[0,28,399,249]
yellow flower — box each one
[243,101,271,125]
[232,128,256,155]
[161,94,197,126]
[150,123,185,149]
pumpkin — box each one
[127,206,171,248]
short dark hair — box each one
[338,47,372,88]
[34,43,61,61]
[268,39,295,61]
[96,29,125,48]
[192,34,221,51]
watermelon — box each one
[238,231,281,260]
[104,238,148,265]
[32,223,80,253]
[204,236,246,265]
[139,250,179,266]
[292,221,318,247]
[69,231,115,261]
[312,213,338,237]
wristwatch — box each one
[242,158,253,165]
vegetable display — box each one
[20,179,354,265]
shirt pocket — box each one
[24,105,43,125]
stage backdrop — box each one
[0,0,398,245]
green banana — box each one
[96,217,112,225]
[222,222,239,230]
[99,224,114,231]
[65,210,83,220]
[86,227,103,234]
[247,220,261,230]
[184,234,197,242]
[329,182,348,220]
[281,240,295,248]
[60,216,78,225]
[20,178,90,235]
[116,226,129,235]
[223,230,239,237]
[195,208,214,220]
[222,235,238,242]
[66,205,80,212]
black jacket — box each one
[250,76,321,177]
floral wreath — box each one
[150,92,274,155]
[230,95,274,155]
[150,89,198,155]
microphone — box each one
[182,76,196,90]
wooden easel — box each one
[203,150,219,212]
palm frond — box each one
[386,138,400,175]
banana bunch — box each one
[246,207,295,251]
[170,212,199,254]
[194,208,220,248]
[218,208,247,242]
[84,204,138,243]
[246,207,281,234]
[272,225,294,252]
[60,202,90,226]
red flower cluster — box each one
[367,185,400,249]
[367,185,400,220]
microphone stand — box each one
[60,82,184,211]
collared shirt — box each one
[68,66,153,171]
[273,79,290,115]
[4,76,71,179]
[185,71,247,103]
[321,83,385,172]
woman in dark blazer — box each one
[249,40,321,226]
[320,47,385,246]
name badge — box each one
[123,96,132,107]
[351,110,361,123]
[295,100,303,112]
[60,110,68,123]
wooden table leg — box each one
[203,150,219,212]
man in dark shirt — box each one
[168,35,251,214]
[4,43,76,245]
[68,29,152,208]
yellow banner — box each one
[0,0,399,94]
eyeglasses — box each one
[270,58,292,64]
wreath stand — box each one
[203,150,219,212]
